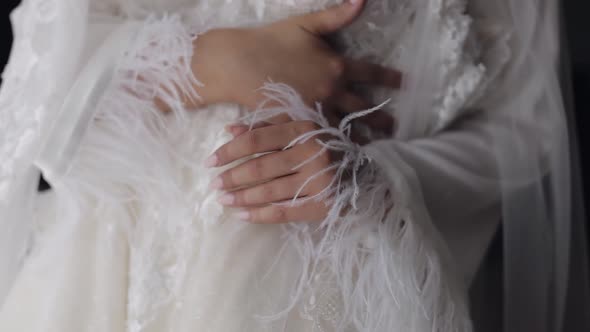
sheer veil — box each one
[372,0,589,328]
[469,0,589,331]
[0,0,91,305]
[362,0,589,330]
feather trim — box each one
[60,15,471,332]
[240,82,473,331]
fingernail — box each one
[349,0,359,4]
[204,154,218,168]
[236,211,250,221]
[227,124,250,138]
[224,123,242,132]
[217,193,235,205]
[208,176,223,190]
[230,128,244,137]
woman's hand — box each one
[191,0,400,127]
[205,121,340,224]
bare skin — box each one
[191,0,400,129]
[207,120,340,223]
[193,0,398,223]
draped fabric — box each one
[0,0,587,331]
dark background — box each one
[564,0,590,208]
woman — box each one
[0,0,586,331]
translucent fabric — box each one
[0,0,587,331]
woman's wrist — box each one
[190,28,249,108]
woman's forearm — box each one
[174,2,400,123]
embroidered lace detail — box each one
[298,271,345,332]
[431,0,486,131]
[339,0,486,133]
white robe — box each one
[0,0,518,331]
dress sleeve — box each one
[0,0,92,305]
[367,114,504,285]
[363,5,521,285]
[35,19,141,182]
[0,0,206,306]
[365,13,553,283]
[37,13,208,184]
[243,82,475,331]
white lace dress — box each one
[0,0,509,331]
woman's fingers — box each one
[212,145,311,190]
[333,92,372,114]
[327,58,399,135]
[237,200,329,224]
[224,122,270,137]
[207,121,318,167]
[332,92,395,134]
[218,173,309,206]
[344,59,402,88]
[354,109,395,135]
[211,120,337,224]
[294,0,365,35]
